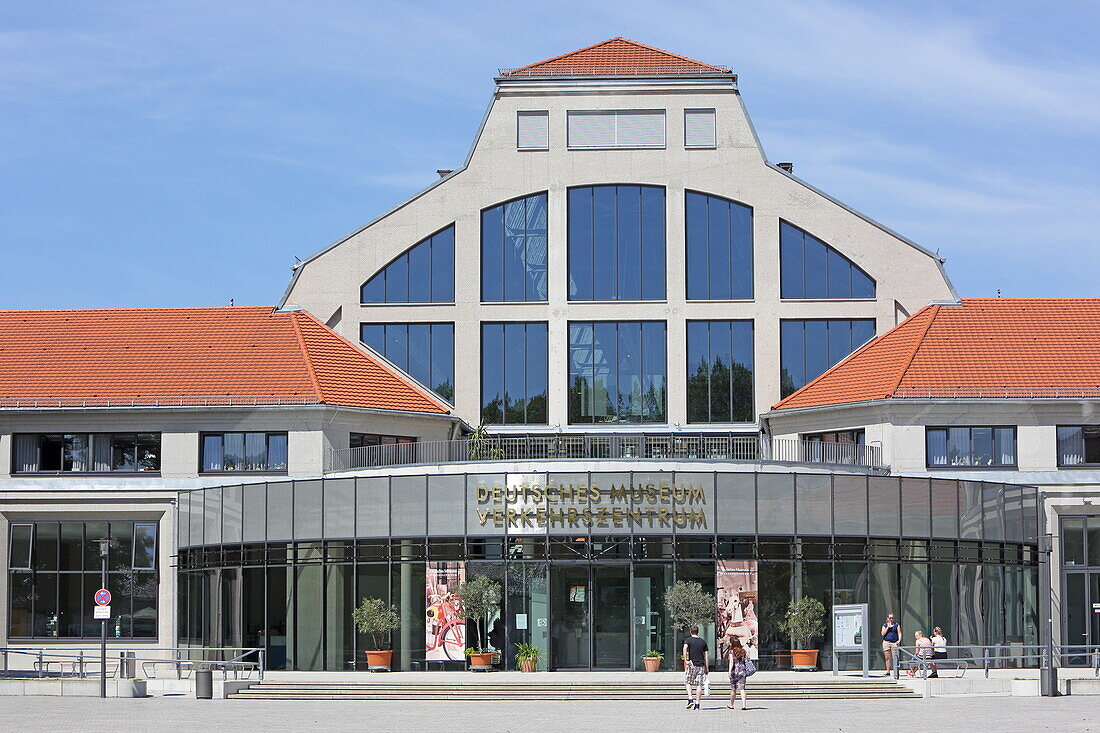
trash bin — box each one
[120,652,136,679]
[195,668,213,699]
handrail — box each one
[890,644,1100,680]
[327,435,886,472]
[0,646,265,681]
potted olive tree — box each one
[456,575,502,670]
[780,597,827,669]
[352,597,401,671]
[664,580,715,670]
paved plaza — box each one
[1,695,1098,732]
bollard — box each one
[120,651,136,679]
[37,650,43,679]
[79,650,85,678]
[983,650,989,679]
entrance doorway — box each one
[549,565,631,669]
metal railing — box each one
[0,646,264,681]
[0,395,321,409]
[498,65,732,77]
[890,644,1100,680]
[328,435,884,472]
[892,386,1100,399]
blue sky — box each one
[2,1,1098,308]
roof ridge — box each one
[887,304,941,397]
[505,36,724,75]
[289,312,326,404]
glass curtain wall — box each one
[686,320,754,423]
[481,322,549,425]
[568,322,666,424]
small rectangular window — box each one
[684,108,716,148]
[567,110,665,149]
[12,433,159,474]
[133,523,157,569]
[199,432,288,473]
[1057,425,1100,466]
[925,427,1017,468]
[517,111,549,150]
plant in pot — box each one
[642,649,664,672]
[664,580,716,670]
[515,643,541,672]
[456,575,502,670]
[352,596,402,671]
[779,597,827,670]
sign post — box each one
[96,539,111,698]
[831,603,869,677]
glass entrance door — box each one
[550,564,632,669]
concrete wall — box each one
[284,76,955,430]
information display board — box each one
[831,603,869,677]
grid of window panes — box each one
[1056,426,1100,466]
[686,320,754,423]
[360,226,455,304]
[481,323,549,425]
[7,521,157,639]
[685,192,753,300]
[779,319,875,398]
[780,220,875,299]
[568,321,666,423]
[350,433,415,449]
[360,323,455,402]
[200,432,288,473]
[926,427,1017,468]
[174,473,1040,671]
[11,433,160,473]
[481,194,548,302]
[567,185,665,301]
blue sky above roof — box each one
[2,0,1098,308]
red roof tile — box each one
[0,306,448,413]
[502,37,729,77]
[773,299,1100,410]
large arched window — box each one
[780,221,875,299]
[360,226,455,304]
[567,185,665,301]
[685,192,753,300]
[481,193,547,302]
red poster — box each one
[425,561,466,661]
[716,560,759,661]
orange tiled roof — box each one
[501,37,729,77]
[772,298,1100,410]
[0,306,448,413]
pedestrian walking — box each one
[881,613,901,674]
[930,626,948,678]
[682,625,709,711]
[726,636,750,710]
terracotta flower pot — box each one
[365,650,393,670]
[790,649,819,668]
[469,652,494,668]
[643,656,662,672]
[519,658,537,672]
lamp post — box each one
[99,537,109,699]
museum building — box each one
[0,39,1071,673]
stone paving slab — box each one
[0,694,1098,732]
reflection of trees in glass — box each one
[688,358,754,423]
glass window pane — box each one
[1084,427,1100,465]
[407,237,431,303]
[384,252,408,302]
[430,226,454,302]
[1063,519,1085,567]
[222,485,243,544]
[804,320,828,384]
[355,477,390,537]
[111,433,136,472]
[59,522,83,571]
[34,521,58,570]
[568,322,593,423]
[852,267,875,298]
[134,523,157,569]
[360,324,384,353]
[294,480,323,540]
[686,321,710,423]
[685,192,708,299]
[480,324,505,424]
[223,433,245,472]
[616,186,641,300]
[324,478,356,539]
[708,322,732,423]
[716,473,755,534]
[430,323,454,402]
[267,434,288,471]
[730,203,752,299]
[525,194,548,301]
[640,186,666,300]
[779,321,804,398]
[504,323,527,423]
[591,186,616,301]
[593,323,617,422]
[804,235,827,298]
[481,205,504,301]
[267,481,294,542]
[833,475,867,536]
[10,524,33,569]
[900,478,931,537]
[503,199,527,302]
[641,322,667,423]
[926,429,948,466]
[1087,517,1100,566]
[706,193,731,300]
[525,323,548,424]
[780,222,804,298]
[391,476,427,536]
[1058,426,1084,466]
[930,479,958,538]
[826,247,851,298]
[567,188,592,300]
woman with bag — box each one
[726,636,753,710]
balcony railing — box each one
[327,435,884,473]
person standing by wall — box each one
[683,625,709,711]
[726,636,750,710]
[881,613,901,675]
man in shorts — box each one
[682,625,709,710]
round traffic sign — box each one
[94,589,111,606]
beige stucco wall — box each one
[284,76,955,430]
